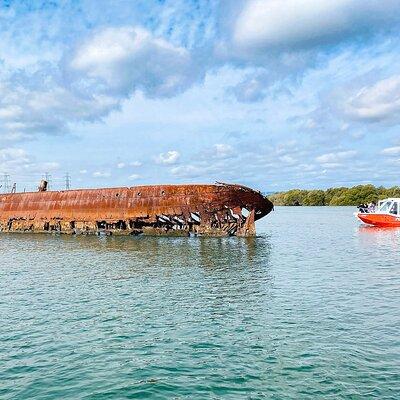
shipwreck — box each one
[0,181,273,237]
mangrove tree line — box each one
[268,185,400,206]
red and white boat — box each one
[355,198,400,227]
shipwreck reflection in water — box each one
[4,232,273,276]
[11,233,274,314]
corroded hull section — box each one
[0,182,273,237]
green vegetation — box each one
[268,185,400,206]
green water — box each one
[1,207,399,399]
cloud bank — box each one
[0,0,400,189]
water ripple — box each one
[0,207,399,399]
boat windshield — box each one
[379,201,393,213]
[389,202,398,215]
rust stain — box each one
[0,182,273,237]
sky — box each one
[0,0,400,193]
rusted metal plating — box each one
[0,182,273,237]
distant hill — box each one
[268,185,400,206]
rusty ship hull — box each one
[0,182,273,237]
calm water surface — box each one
[1,207,399,399]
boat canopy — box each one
[377,198,400,215]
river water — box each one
[1,207,399,399]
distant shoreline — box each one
[268,184,400,206]
[273,205,355,207]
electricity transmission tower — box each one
[65,173,71,190]
[3,174,10,193]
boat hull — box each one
[356,213,400,227]
[0,183,273,237]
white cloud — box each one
[79,169,88,174]
[230,73,268,102]
[381,146,400,156]
[220,0,400,100]
[213,143,234,159]
[170,164,202,178]
[319,162,342,169]
[0,105,23,119]
[117,161,142,169]
[0,148,30,174]
[156,150,180,165]
[386,158,400,166]
[232,0,400,53]
[0,74,119,140]
[0,148,60,178]
[343,75,400,123]
[93,171,111,178]
[128,174,141,180]
[0,148,29,163]
[0,25,204,143]
[297,163,315,172]
[316,150,357,163]
[279,155,296,165]
[70,26,202,98]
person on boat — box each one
[357,203,368,213]
[368,201,376,212]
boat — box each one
[355,198,400,227]
[0,181,273,236]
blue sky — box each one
[1,0,400,192]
